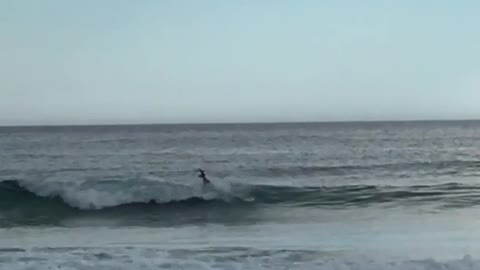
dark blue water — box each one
[1,121,480,269]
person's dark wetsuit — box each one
[197,169,211,184]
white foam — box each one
[1,247,479,270]
[16,177,248,210]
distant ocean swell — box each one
[249,160,480,177]
[4,159,479,179]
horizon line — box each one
[1,118,479,128]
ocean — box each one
[1,121,480,269]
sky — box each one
[1,0,480,125]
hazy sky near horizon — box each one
[1,0,480,125]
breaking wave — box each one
[2,178,480,211]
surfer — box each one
[197,169,211,184]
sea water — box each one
[1,121,480,269]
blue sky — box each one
[1,0,479,125]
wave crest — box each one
[0,179,250,210]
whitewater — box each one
[1,121,480,269]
